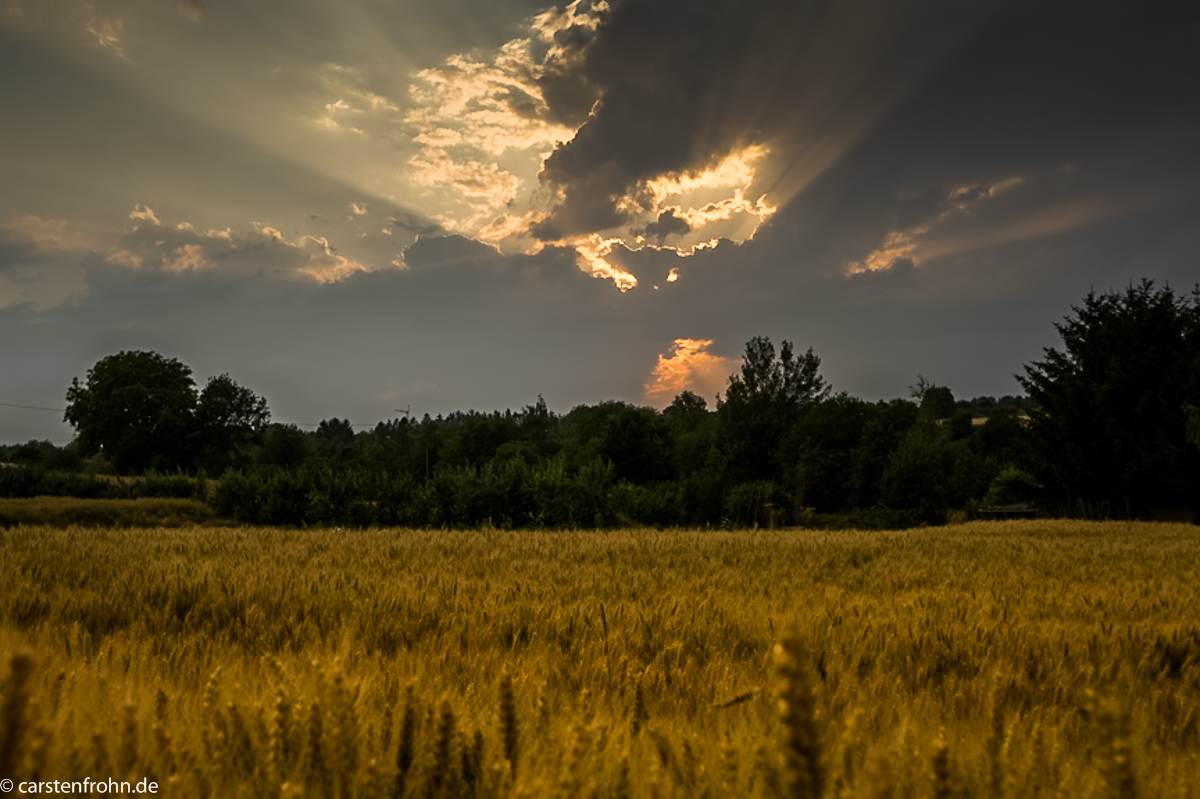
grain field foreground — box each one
[1,521,1198,797]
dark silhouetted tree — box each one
[909,375,956,420]
[195,373,270,473]
[663,390,708,423]
[1018,280,1200,515]
[719,336,830,482]
[64,351,197,473]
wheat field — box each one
[1,520,1198,797]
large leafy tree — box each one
[1018,280,1200,515]
[719,336,830,482]
[64,351,198,473]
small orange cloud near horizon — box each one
[644,338,737,408]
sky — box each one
[2,0,1199,443]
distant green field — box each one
[0,496,216,528]
[1,520,1198,797]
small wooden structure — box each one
[979,503,1038,519]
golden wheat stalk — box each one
[431,698,456,792]
[1094,695,1138,799]
[0,651,35,780]
[774,624,823,799]
[498,671,519,775]
[116,701,138,778]
[395,683,418,794]
[630,674,648,737]
[931,732,952,799]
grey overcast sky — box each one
[2,0,1198,443]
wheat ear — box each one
[499,671,519,775]
[0,652,35,779]
[774,624,823,799]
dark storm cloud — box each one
[399,235,598,288]
[401,235,499,270]
[528,0,1001,240]
[521,0,1200,260]
[729,0,1200,283]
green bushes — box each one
[0,466,208,501]
[211,457,698,529]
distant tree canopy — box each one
[1018,280,1200,514]
[64,351,269,474]
[31,281,1198,527]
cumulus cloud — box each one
[98,205,368,284]
[128,204,160,225]
[162,243,213,273]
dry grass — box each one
[1,520,1198,797]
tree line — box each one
[3,280,1198,527]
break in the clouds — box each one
[2,0,1199,443]
[406,0,1002,288]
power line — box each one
[0,401,67,413]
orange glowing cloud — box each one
[572,234,639,291]
[644,338,737,407]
